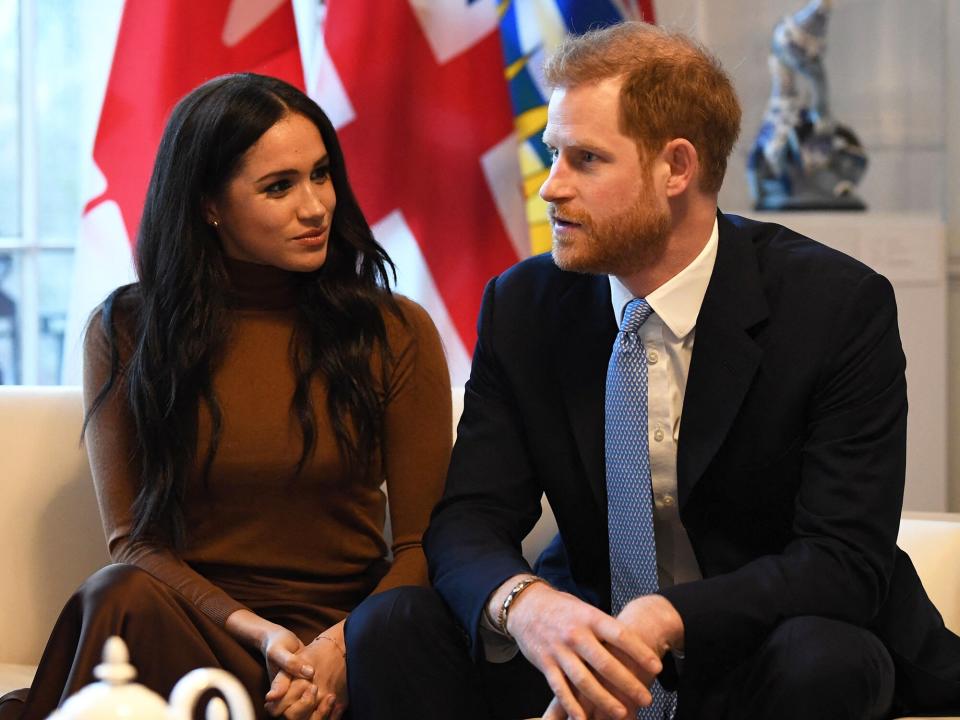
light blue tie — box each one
[606,298,677,720]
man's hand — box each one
[617,594,684,658]
[492,576,662,720]
[540,595,685,719]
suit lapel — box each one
[677,213,770,506]
[554,274,618,509]
[550,213,770,512]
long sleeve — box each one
[83,286,452,629]
[371,297,452,593]
[425,276,547,657]
[82,303,246,627]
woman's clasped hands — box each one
[262,622,348,720]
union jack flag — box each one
[316,0,653,383]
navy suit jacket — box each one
[424,212,960,713]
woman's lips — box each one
[292,228,328,246]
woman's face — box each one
[207,112,336,273]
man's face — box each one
[540,78,670,276]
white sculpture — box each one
[747,0,869,210]
[47,636,255,720]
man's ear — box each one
[662,138,698,197]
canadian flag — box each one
[62,0,303,382]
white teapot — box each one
[47,636,255,720]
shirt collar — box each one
[609,217,719,339]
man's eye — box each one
[581,151,597,163]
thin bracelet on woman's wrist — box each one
[312,634,346,657]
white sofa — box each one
[1,385,958,719]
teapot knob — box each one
[93,636,137,685]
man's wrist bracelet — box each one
[497,576,545,638]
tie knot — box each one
[620,298,653,334]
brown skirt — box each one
[8,564,335,720]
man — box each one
[346,22,960,720]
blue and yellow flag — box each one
[497,0,656,253]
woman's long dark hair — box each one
[84,73,398,549]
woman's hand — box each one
[260,624,316,686]
[225,609,317,684]
[264,675,323,720]
[265,621,348,720]
[224,609,323,719]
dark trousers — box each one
[345,587,896,720]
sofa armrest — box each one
[0,387,110,666]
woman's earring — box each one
[210,219,219,229]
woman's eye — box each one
[264,179,292,194]
[311,165,331,183]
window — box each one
[1,0,319,385]
[0,0,124,384]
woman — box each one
[1,73,451,720]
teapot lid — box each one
[47,637,169,720]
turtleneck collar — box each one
[224,256,302,311]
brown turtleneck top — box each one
[82,259,451,632]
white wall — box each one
[658,0,959,509]
[945,0,960,511]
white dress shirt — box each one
[481,219,719,661]
[608,218,718,589]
